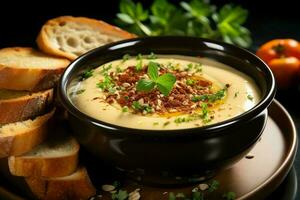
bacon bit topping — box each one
[95,60,229,117]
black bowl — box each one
[58,36,276,185]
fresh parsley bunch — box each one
[116,0,252,48]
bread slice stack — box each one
[5,123,96,200]
[0,47,70,156]
[0,15,136,199]
[0,46,92,199]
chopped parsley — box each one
[132,101,153,113]
[222,192,236,200]
[116,66,123,73]
[186,79,196,86]
[96,75,115,91]
[185,63,194,71]
[163,121,170,127]
[208,180,220,192]
[153,122,159,126]
[136,59,143,71]
[122,106,128,112]
[122,54,131,62]
[69,89,85,96]
[108,87,116,94]
[136,53,143,60]
[100,64,112,75]
[194,63,203,73]
[234,91,239,98]
[111,189,128,200]
[192,88,227,103]
[247,94,253,101]
[80,69,94,80]
[174,103,211,124]
[200,103,211,123]
[147,52,157,59]
[168,192,176,200]
[135,54,143,71]
[132,101,143,110]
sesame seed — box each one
[101,184,115,192]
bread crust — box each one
[8,138,79,177]
[37,16,136,60]
[0,47,70,91]
[0,109,55,158]
[0,89,53,125]
[25,167,96,200]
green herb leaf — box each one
[200,103,209,121]
[112,181,121,188]
[69,89,85,96]
[148,61,159,80]
[116,66,123,73]
[186,79,196,86]
[132,101,143,110]
[144,105,153,113]
[191,191,204,200]
[247,94,253,101]
[81,69,94,80]
[156,73,176,96]
[208,180,220,192]
[100,64,112,75]
[222,191,236,200]
[122,106,129,112]
[111,189,128,200]
[117,13,135,24]
[122,54,131,62]
[96,75,115,91]
[136,79,156,92]
[213,4,251,47]
[192,88,226,103]
[168,192,176,200]
[136,62,176,96]
[116,0,251,48]
[136,59,143,71]
[147,52,157,59]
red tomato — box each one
[256,39,300,88]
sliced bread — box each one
[25,166,96,200]
[0,109,55,158]
[8,135,79,177]
[0,47,70,91]
[0,88,53,125]
[37,16,136,60]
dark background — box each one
[0,0,299,199]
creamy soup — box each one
[69,54,260,130]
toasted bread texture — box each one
[37,16,136,60]
[0,109,55,158]
[25,166,96,200]
[0,47,70,91]
[8,135,79,177]
[0,89,53,125]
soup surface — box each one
[69,54,260,130]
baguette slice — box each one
[37,16,136,60]
[0,109,55,158]
[0,89,53,125]
[8,135,79,177]
[25,166,96,200]
[0,47,70,91]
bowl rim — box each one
[58,36,276,137]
